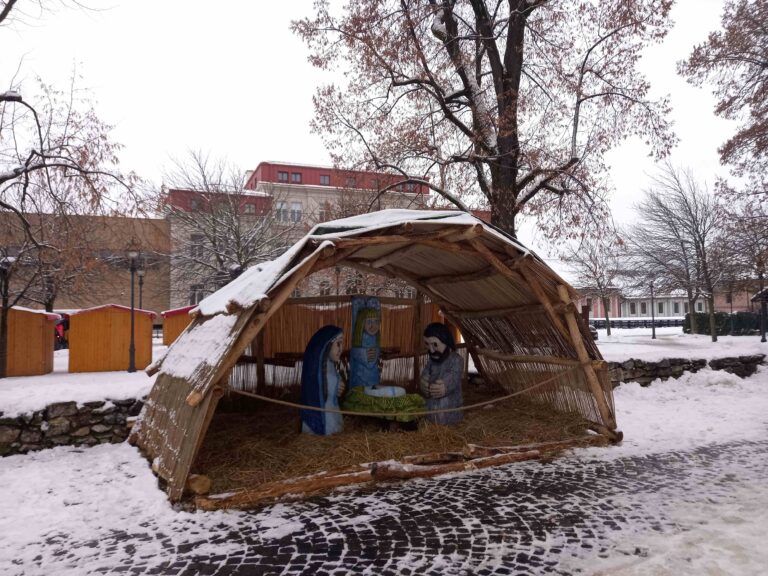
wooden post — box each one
[412,291,422,388]
[256,331,265,395]
[556,284,617,431]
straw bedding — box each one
[193,387,589,494]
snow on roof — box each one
[152,313,240,380]
[10,306,61,321]
[68,304,157,319]
[196,209,532,317]
[160,306,196,318]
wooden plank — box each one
[517,261,572,342]
[421,265,497,286]
[452,303,547,319]
[371,243,427,269]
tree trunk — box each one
[601,295,612,336]
[707,294,718,342]
[490,191,517,237]
[688,298,697,335]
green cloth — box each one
[341,386,426,422]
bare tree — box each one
[161,152,299,307]
[293,0,675,238]
[679,0,768,182]
[718,188,768,307]
[628,163,725,341]
[561,236,624,336]
[1,1,141,377]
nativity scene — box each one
[130,210,619,510]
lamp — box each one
[127,250,138,373]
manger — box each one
[130,210,620,509]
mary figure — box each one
[300,325,345,436]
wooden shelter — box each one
[68,304,156,372]
[6,307,60,377]
[131,210,620,504]
[160,306,195,346]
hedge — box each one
[684,311,761,336]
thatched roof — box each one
[131,209,617,501]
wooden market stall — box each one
[160,305,196,346]
[5,307,60,377]
[68,304,156,372]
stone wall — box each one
[608,354,765,387]
[0,398,144,457]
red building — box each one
[245,161,430,195]
[166,188,272,215]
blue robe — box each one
[300,325,344,435]
[349,330,380,388]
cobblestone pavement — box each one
[23,439,768,575]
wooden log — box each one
[463,435,610,459]
[443,223,483,243]
[195,468,374,511]
[556,284,617,431]
[475,349,582,366]
[185,474,212,495]
[402,451,466,465]
[370,450,541,481]
[468,238,526,283]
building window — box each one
[292,287,302,297]
[684,302,689,313]
[317,202,330,223]
[320,174,330,186]
[640,302,647,315]
[674,302,680,314]
[290,201,302,223]
[319,280,331,296]
[278,171,289,183]
[291,172,302,183]
[630,302,636,315]
[405,182,417,193]
[345,176,356,188]
[658,302,664,314]
[276,201,289,222]
[243,203,256,214]
[190,234,205,258]
[189,284,205,305]
[189,198,200,211]
[697,301,704,312]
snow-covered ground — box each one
[595,326,768,362]
[0,345,164,418]
[1,329,767,574]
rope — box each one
[228,366,579,418]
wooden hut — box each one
[68,304,156,372]
[131,210,619,505]
[160,305,195,346]
[6,307,60,377]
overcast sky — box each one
[0,0,733,249]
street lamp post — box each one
[127,250,138,373]
[649,282,656,340]
[137,268,145,310]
